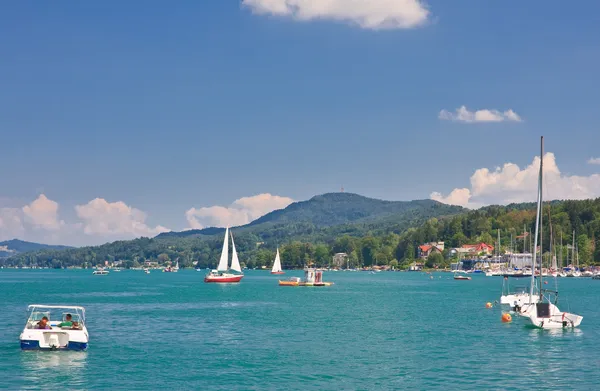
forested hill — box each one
[0,239,72,258]
[3,193,464,268]
[157,193,462,239]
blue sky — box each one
[1,0,600,245]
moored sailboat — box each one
[204,228,244,283]
[517,137,583,329]
[271,248,285,275]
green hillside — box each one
[2,193,463,268]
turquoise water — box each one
[0,269,599,390]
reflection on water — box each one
[20,352,87,390]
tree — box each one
[157,253,170,264]
[314,245,330,267]
[425,252,444,268]
[577,234,592,265]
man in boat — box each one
[37,316,51,329]
[57,314,73,328]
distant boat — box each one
[454,275,471,280]
[204,228,244,283]
[279,266,333,286]
[143,268,150,274]
[271,248,284,275]
[92,268,109,275]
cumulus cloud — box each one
[186,193,294,229]
[0,207,26,239]
[431,153,600,208]
[22,194,63,230]
[588,157,600,165]
[439,106,523,123]
[242,0,430,30]
[75,198,170,238]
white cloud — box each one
[588,157,600,165]
[75,198,170,238]
[22,194,63,230]
[242,0,430,30]
[0,207,25,239]
[431,152,600,208]
[186,193,294,229]
[439,106,523,123]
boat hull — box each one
[279,280,298,286]
[278,281,333,286]
[271,271,285,275]
[20,329,89,351]
[518,302,583,329]
[204,274,244,283]
[20,340,88,351]
[500,293,539,306]
[454,276,471,280]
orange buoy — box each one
[501,313,512,323]
[486,302,493,309]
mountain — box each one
[0,239,72,258]
[2,193,465,268]
[158,193,464,239]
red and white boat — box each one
[204,227,244,283]
[270,248,285,275]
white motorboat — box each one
[92,268,109,275]
[20,305,89,350]
[500,278,540,307]
[517,137,582,329]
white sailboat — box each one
[518,137,583,329]
[271,248,284,275]
[204,228,244,283]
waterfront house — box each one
[418,242,445,259]
[332,253,348,268]
[449,243,494,257]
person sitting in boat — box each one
[57,314,73,328]
[37,316,51,329]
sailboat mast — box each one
[539,136,544,301]
[530,136,543,302]
[560,231,563,269]
[572,230,575,268]
[497,229,500,257]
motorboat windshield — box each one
[26,305,86,330]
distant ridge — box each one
[0,239,72,258]
[156,192,464,239]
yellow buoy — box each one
[501,313,512,323]
[486,302,493,309]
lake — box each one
[0,269,598,390]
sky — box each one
[1,0,600,246]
